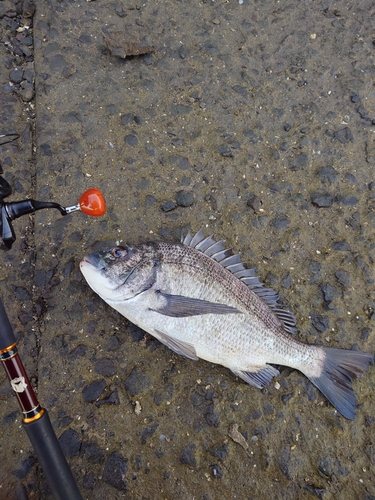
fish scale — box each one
[80,229,373,419]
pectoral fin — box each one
[152,291,240,317]
[154,329,198,360]
[232,365,280,389]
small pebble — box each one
[103,451,128,491]
[176,190,194,207]
[82,379,106,402]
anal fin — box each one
[232,365,279,389]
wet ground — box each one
[1,0,375,498]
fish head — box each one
[80,244,157,302]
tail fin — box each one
[309,348,373,419]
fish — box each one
[80,229,373,419]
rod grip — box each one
[23,411,83,500]
[0,298,16,350]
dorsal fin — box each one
[182,229,298,335]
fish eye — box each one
[111,246,127,258]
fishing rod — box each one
[0,298,83,500]
[0,132,106,497]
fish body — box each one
[80,229,372,419]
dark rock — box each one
[272,216,290,229]
[171,104,191,116]
[94,358,117,377]
[140,423,158,444]
[48,54,68,72]
[129,325,146,342]
[336,194,358,206]
[254,426,266,440]
[190,391,205,406]
[284,123,291,131]
[18,312,32,324]
[121,112,135,125]
[281,392,294,404]
[210,443,228,461]
[334,127,353,144]
[321,283,340,303]
[194,162,205,172]
[69,344,88,360]
[318,457,333,478]
[317,166,339,185]
[204,404,220,427]
[102,451,128,491]
[357,105,370,121]
[205,390,217,400]
[44,42,60,57]
[311,314,329,333]
[2,410,18,425]
[176,190,194,207]
[40,143,52,156]
[351,94,360,103]
[179,45,186,58]
[84,442,105,464]
[19,86,34,102]
[361,328,371,342]
[291,153,308,170]
[180,444,197,467]
[14,456,35,479]
[247,194,262,212]
[82,379,106,402]
[331,240,351,251]
[145,195,156,206]
[219,145,233,157]
[282,273,292,288]
[210,464,223,478]
[161,200,176,212]
[344,173,357,184]
[124,368,152,397]
[232,85,247,95]
[124,134,138,146]
[9,67,23,83]
[335,270,350,286]
[13,484,29,500]
[263,401,274,415]
[96,389,120,407]
[277,447,293,478]
[23,0,36,17]
[154,384,174,405]
[169,155,190,170]
[311,193,333,207]
[12,286,31,301]
[82,472,95,490]
[317,457,348,479]
[58,428,81,457]
[271,148,280,160]
[244,129,257,143]
[245,409,262,421]
[59,416,74,427]
[60,112,80,123]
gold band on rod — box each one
[23,407,45,424]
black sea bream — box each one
[80,229,373,419]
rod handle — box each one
[23,411,83,500]
[0,298,16,350]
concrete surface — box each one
[1,0,375,499]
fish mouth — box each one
[80,254,106,271]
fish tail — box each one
[308,347,373,419]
